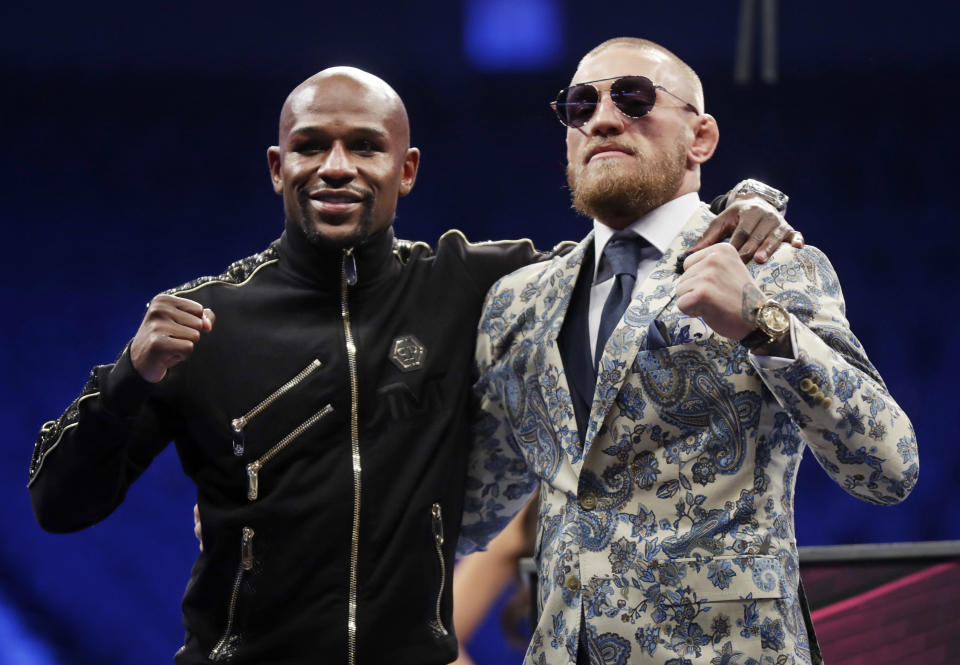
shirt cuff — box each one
[748,316,798,369]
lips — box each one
[307,188,365,215]
[586,143,635,163]
[310,189,363,203]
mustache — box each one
[583,139,638,158]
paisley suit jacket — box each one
[459,205,918,665]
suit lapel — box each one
[558,241,596,445]
[533,233,594,471]
[583,205,714,455]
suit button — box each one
[565,575,581,592]
[580,491,598,511]
[820,397,832,409]
[800,378,815,393]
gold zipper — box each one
[431,503,449,636]
[231,359,323,456]
[209,527,255,661]
[342,248,362,665]
[246,404,334,501]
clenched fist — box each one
[676,243,766,341]
[130,294,215,383]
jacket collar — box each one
[277,219,400,292]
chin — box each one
[301,221,367,250]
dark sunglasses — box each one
[550,75,700,129]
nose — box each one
[318,141,356,187]
[585,90,625,137]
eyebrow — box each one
[289,126,390,141]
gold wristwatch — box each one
[740,300,790,350]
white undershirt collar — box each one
[591,192,701,283]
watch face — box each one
[760,303,790,334]
[735,179,788,211]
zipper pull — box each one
[231,417,247,456]
[431,503,444,547]
[246,461,261,501]
[241,527,255,570]
[343,248,358,286]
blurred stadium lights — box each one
[463,0,563,71]
[0,591,62,665]
[736,0,779,84]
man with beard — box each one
[460,38,918,665]
[28,66,795,664]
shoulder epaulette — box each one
[165,242,281,296]
[393,237,433,264]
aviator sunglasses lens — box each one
[610,76,657,118]
[555,84,599,128]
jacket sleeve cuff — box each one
[99,348,156,417]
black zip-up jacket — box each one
[28,220,555,664]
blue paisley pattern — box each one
[459,205,918,665]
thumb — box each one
[202,308,216,332]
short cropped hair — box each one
[579,37,704,113]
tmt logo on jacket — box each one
[460,206,917,665]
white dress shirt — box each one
[588,193,699,356]
[588,192,795,366]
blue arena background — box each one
[2,1,956,662]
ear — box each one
[687,113,719,166]
[398,147,421,197]
[267,146,283,195]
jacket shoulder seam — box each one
[164,243,280,296]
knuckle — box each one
[734,200,765,214]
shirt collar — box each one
[592,193,702,283]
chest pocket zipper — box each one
[246,404,335,501]
[430,503,449,637]
[209,526,255,661]
[231,359,323,456]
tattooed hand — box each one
[689,198,802,263]
[676,243,765,341]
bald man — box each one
[29,67,796,665]
[461,38,916,665]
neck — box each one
[677,166,701,198]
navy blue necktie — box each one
[594,231,649,366]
